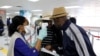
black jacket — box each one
[62,20,96,56]
[0,19,4,29]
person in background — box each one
[0,16,4,36]
[42,20,54,47]
[40,20,59,56]
[7,15,47,56]
[52,25,63,56]
[69,17,76,24]
[7,17,11,28]
[50,7,96,56]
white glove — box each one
[38,27,47,40]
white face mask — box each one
[24,25,31,35]
[24,25,35,35]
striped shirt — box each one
[42,26,54,47]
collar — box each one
[62,20,71,31]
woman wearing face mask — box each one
[24,24,37,47]
[7,16,47,56]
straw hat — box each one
[50,7,68,19]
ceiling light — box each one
[65,6,81,9]
[0,6,12,9]
[28,0,39,2]
[32,10,42,12]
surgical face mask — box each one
[24,25,35,35]
[24,25,31,35]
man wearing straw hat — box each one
[50,7,96,56]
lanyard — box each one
[21,33,31,48]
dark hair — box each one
[69,17,76,24]
[40,16,42,18]
[8,15,26,36]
